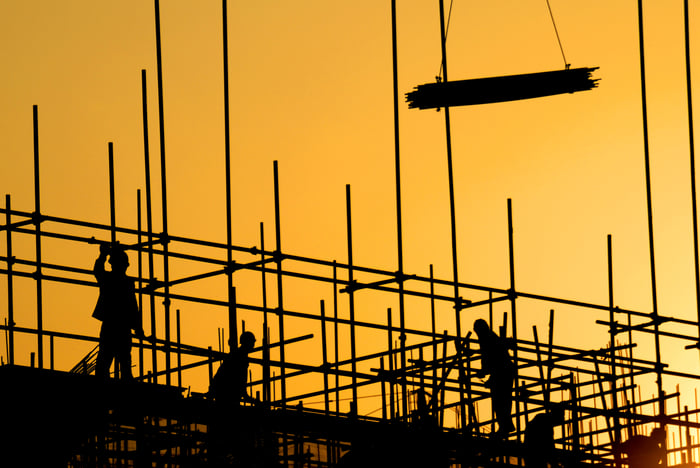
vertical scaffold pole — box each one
[137,190,144,378]
[108,142,116,245]
[636,0,663,413]
[333,261,340,415]
[608,235,621,468]
[321,300,330,415]
[507,198,520,436]
[684,0,700,348]
[155,0,172,386]
[345,184,358,410]
[177,308,182,388]
[260,222,271,402]
[273,161,286,402]
[391,0,409,419]
[5,195,15,365]
[387,307,395,419]
[430,265,437,399]
[141,69,158,379]
[32,104,44,369]
[222,0,237,349]
[437,0,465,430]
[229,287,237,352]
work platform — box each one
[0,365,592,467]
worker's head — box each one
[473,319,490,337]
[108,244,129,273]
[650,428,665,445]
[240,331,256,351]
[550,403,565,423]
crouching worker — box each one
[208,331,261,465]
[92,242,145,379]
[524,404,566,468]
[210,331,259,408]
[616,428,666,468]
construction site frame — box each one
[3,0,700,467]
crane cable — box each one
[437,0,455,81]
[437,0,570,81]
[546,0,570,69]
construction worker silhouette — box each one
[524,404,566,468]
[210,331,258,406]
[208,331,260,465]
[473,318,515,437]
[92,242,144,379]
[618,428,666,468]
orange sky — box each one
[2,0,700,425]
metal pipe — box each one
[683,0,700,348]
[391,0,409,420]
[381,357,387,420]
[507,198,519,436]
[174,309,181,388]
[108,142,116,244]
[273,160,286,402]
[636,0,663,409]
[222,0,237,361]
[321,300,329,415]
[608,235,621,467]
[5,195,14,365]
[140,69,158,379]
[260,222,271,402]
[345,184,358,410]
[438,0,465,430]
[229,287,237,351]
[32,104,44,369]
[154,0,172,386]
[430,264,437,409]
[387,307,395,419]
[137,190,144,378]
[333,261,340,416]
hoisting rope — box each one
[546,0,570,69]
[438,0,570,81]
[437,0,455,81]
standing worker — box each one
[92,242,145,379]
[473,318,515,437]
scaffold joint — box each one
[31,211,43,225]
[225,261,239,274]
[340,280,358,293]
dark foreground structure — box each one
[3,0,700,466]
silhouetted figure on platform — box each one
[524,404,565,468]
[209,331,260,465]
[92,242,144,379]
[411,388,435,429]
[210,331,259,407]
[473,318,515,437]
[617,428,666,468]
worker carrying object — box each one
[92,242,145,379]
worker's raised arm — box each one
[93,242,109,280]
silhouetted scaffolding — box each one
[3,0,700,467]
[4,153,700,466]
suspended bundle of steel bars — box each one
[405,67,600,110]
